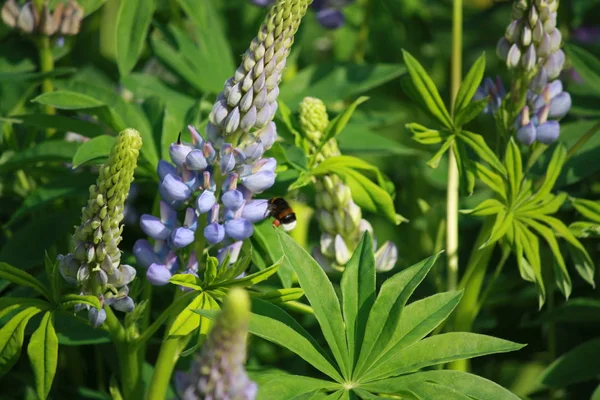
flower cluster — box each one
[2,0,84,36]
[299,97,398,272]
[134,0,311,284]
[476,0,571,146]
[250,0,353,29]
[177,288,256,400]
[497,0,563,84]
[58,129,142,327]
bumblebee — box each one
[267,197,296,231]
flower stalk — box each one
[447,0,462,292]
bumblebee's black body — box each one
[267,197,297,230]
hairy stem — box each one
[447,0,462,291]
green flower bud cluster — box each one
[300,97,398,272]
[59,129,142,324]
[300,97,368,271]
[207,0,312,142]
[182,288,257,400]
[2,0,84,36]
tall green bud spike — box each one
[183,288,256,400]
[300,97,398,273]
[59,129,142,326]
[207,0,312,142]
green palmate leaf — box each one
[354,253,441,378]
[515,222,545,307]
[522,218,571,298]
[565,44,600,96]
[4,114,105,138]
[27,312,58,400]
[474,163,507,202]
[504,138,522,202]
[252,288,305,304]
[340,232,376,366]
[279,64,404,107]
[71,135,116,168]
[569,221,600,238]
[169,274,202,291]
[362,332,525,381]
[310,156,391,191]
[175,0,236,93]
[337,168,403,225]
[427,137,454,169]
[481,209,513,248]
[219,261,280,288]
[276,230,351,379]
[378,291,463,360]
[321,97,369,145]
[0,306,43,377]
[0,262,51,300]
[455,99,488,127]
[0,67,75,83]
[115,0,155,76]
[167,292,209,338]
[277,101,303,149]
[32,90,105,110]
[362,370,521,400]
[571,197,600,223]
[406,123,447,145]
[203,298,341,382]
[252,221,295,288]
[518,192,567,216]
[531,144,567,202]
[60,294,102,310]
[0,140,81,173]
[255,375,339,400]
[458,131,505,174]
[0,298,50,320]
[541,338,600,388]
[55,80,158,167]
[461,199,505,216]
[401,50,453,130]
[453,140,476,196]
[337,126,418,156]
[568,244,596,288]
[454,53,486,117]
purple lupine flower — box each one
[135,0,311,286]
[473,77,506,114]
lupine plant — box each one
[1,0,600,399]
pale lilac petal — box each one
[88,307,106,328]
[169,143,192,167]
[112,296,135,312]
[241,171,275,193]
[160,174,192,201]
[536,121,560,144]
[224,218,254,240]
[171,227,196,248]
[222,190,245,211]
[147,263,172,286]
[140,215,171,240]
[241,200,269,222]
[157,160,177,181]
[204,223,225,244]
[196,190,216,214]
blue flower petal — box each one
[147,263,173,286]
[224,218,254,240]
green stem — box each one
[105,308,142,400]
[37,37,55,115]
[145,290,188,400]
[446,0,462,291]
[475,244,510,316]
[281,300,314,315]
[448,218,495,372]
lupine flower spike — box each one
[58,129,142,327]
[179,288,257,400]
[299,97,398,272]
[135,0,312,284]
[476,0,571,145]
